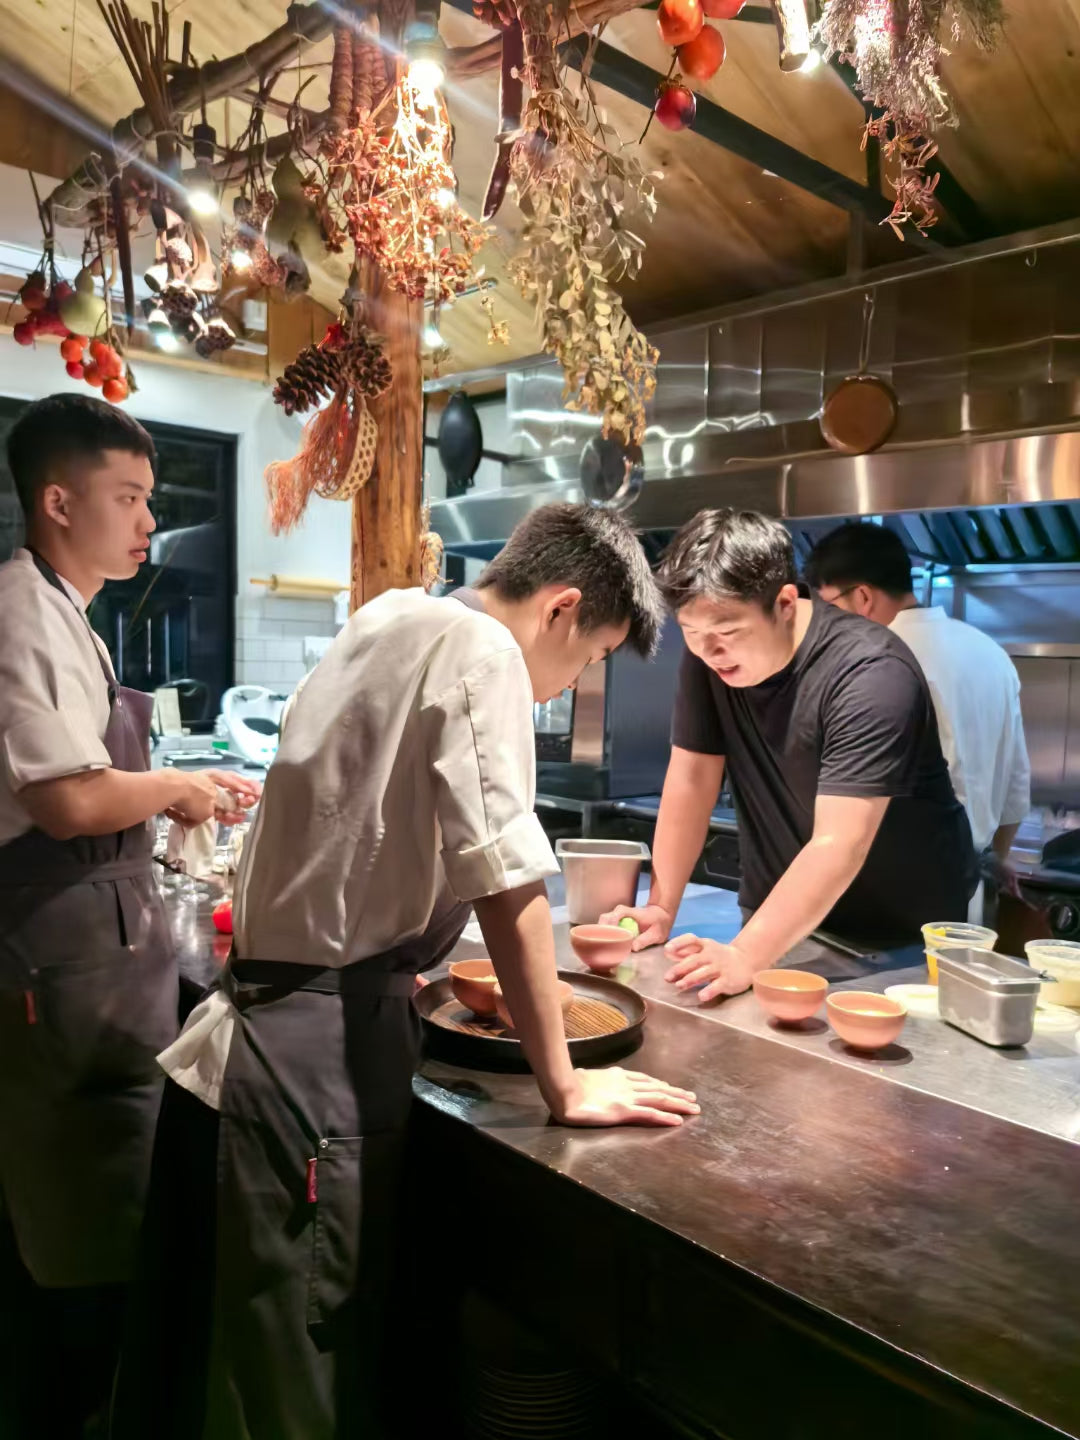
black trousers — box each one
[0,1217,125,1440]
[112,983,419,1440]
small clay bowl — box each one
[827,991,907,1050]
[448,958,499,1017]
[753,968,828,1024]
[493,979,574,1031]
[569,924,633,973]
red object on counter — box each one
[212,899,234,934]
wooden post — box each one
[350,271,424,610]
[350,0,423,613]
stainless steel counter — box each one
[417,886,1080,1437]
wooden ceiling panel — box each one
[0,0,1077,376]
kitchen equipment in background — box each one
[936,946,1041,1047]
[437,390,483,498]
[820,291,898,456]
[579,435,644,512]
[556,839,649,924]
[218,685,287,767]
[533,616,683,799]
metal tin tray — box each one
[414,969,646,1071]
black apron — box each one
[0,553,177,1288]
[112,894,469,1440]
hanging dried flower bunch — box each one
[507,0,659,446]
[420,503,445,592]
[817,0,1003,236]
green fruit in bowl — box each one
[618,917,640,937]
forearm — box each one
[473,881,579,1115]
[649,753,724,915]
[21,766,185,841]
[735,836,869,970]
[992,822,1020,861]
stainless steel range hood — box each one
[430,219,1080,565]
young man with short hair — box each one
[0,394,258,1434]
[115,503,697,1440]
[804,521,1031,871]
[606,508,976,1001]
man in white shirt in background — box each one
[805,522,1031,909]
[114,503,698,1440]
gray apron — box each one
[0,553,177,1288]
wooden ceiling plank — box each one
[562,33,944,249]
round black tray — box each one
[414,968,647,1071]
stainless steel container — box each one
[936,946,1041,1048]
[555,839,650,925]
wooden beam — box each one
[562,34,943,249]
[41,0,335,223]
[0,60,94,179]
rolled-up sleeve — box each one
[0,639,111,790]
[424,647,558,902]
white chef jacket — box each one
[159,587,559,1109]
[0,548,115,845]
[889,606,1030,853]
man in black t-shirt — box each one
[602,509,976,1001]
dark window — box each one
[0,400,236,732]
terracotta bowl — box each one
[752,968,828,1024]
[569,924,634,973]
[493,979,574,1031]
[448,958,500,1017]
[827,991,907,1050]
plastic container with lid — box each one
[1024,939,1080,1009]
[921,922,997,985]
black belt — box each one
[223,958,417,1005]
[0,853,151,889]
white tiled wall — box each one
[234,593,341,692]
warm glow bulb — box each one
[422,323,445,350]
[155,331,181,353]
[230,248,253,272]
[188,187,219,217]
[407,56,445,107]
[801,46,822,72]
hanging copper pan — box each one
[820,290,898,456]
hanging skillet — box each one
[820,290,898,456]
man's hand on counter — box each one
[599,903,675,952]
[664,935,757,1003]
[551,1067,700,1128]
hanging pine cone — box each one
[341,331,392,400]
[273,344,344,416]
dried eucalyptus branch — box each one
[509,0,658,445]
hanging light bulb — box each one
[405,14,446,107]
[229,248,253,273]
[422,323,445,350]
[146,302,171,336]
[188,121,219,216]
[155,330,181,353]
[800,45,822,72]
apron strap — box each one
[28,549,118,706]
[223,958,418,1008]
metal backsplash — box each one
[431,222,1080,550]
